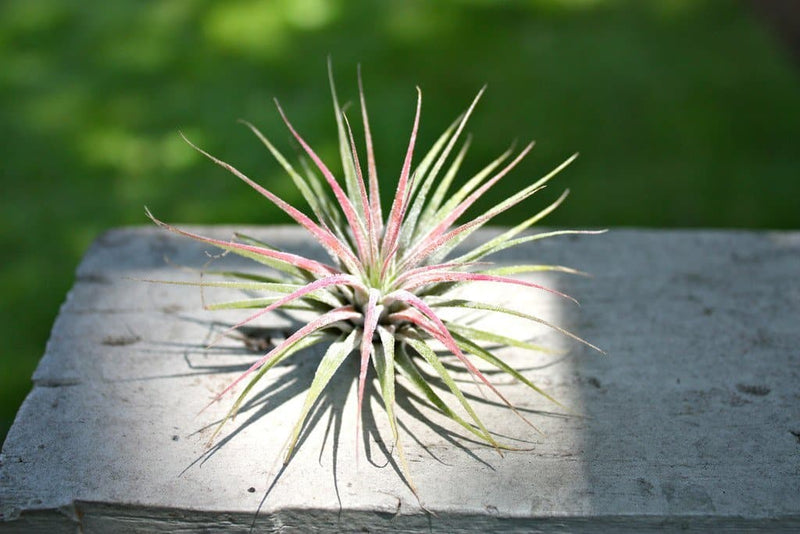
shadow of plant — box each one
[163,310,577,513]
[179,322,493,496]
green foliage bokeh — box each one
[1,0,799,443]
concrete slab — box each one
[1,227,799,532]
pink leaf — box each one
[403,142,534,264]
[388,301,500,399]
[400,271,579,305]
[386,290,466,361]
[203,306,360,410]
[274,100,370,264]
[432,142,534,239]
[178,133,362,273]
[342,112,378,263]
[358,66,382,236]
[398,183,546,271]
[145,208,337,277]
[387,290,536,429]
[394,261,491,286]
[356,289,381,459]
[207,274,364,350]
[381,87,422,263]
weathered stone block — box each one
[2,227,799,532]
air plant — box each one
[146,64,603,495]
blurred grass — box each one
[1,0,798,444]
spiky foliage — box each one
[147,65,603,494]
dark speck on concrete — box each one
[102,334,141,347]
[736,383,771,396]
[637,477,654,495]
[76,273,111,284]
[726,394,750,407]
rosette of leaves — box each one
[147,65,602,494]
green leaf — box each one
[452,189,570,263]
[426,153,578,266]
[201,269,292,285]
[460,229,606,264]
[204,297,320,312]
[399,116,465,251]
[403,337,499,449]
[209,333,328,445]
[429,298,605,354]
[395,344,496,446]
[421,144,513,234]
[445,322,559,354]
[231,232,279,250]
[478,264,589,277]
[373,327,419,497]
[239,119,331,226]
[451,331,567,413]
[284,329,360,461]
[298,156,345,235]
[328,59,363,218]
[373,327,397,440]
[137,279,304,292]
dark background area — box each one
[2,0,799,444]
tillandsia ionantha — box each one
[146,63,603,496]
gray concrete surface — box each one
[1,227,799,532]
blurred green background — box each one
[1,0,799,445]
